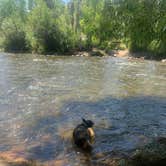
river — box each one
[0,53,166,165]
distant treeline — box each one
[0,0,165,56]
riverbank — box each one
[1,48,166,62]
[69,48,129,57]
[69,48,166,62]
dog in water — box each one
[73,118,95,150]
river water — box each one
[0,53,166,165]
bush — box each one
[1,16,28,52]
[3,31,27,52]
[25,1,75,54]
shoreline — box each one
[1,48,166,62]
[73,48,166,62]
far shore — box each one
[71,48,166,61]
[1,48,166,62]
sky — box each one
[63,0,70,3]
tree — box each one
[0,0,165,56]
[0,0,27,51]
[26,0,73,53]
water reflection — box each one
[0,53,166,165]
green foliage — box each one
[79,0,104,48]
[98,0,166,56]
[25,0,77,54]
[0,0,165,57]
[0,0,27,52]
[2,18,27,52]
[26,0,62,53]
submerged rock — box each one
[94,137,166,166]
[161,59,166,63]
[90,51,104,57]
[121,137,166,166]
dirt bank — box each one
[72,48,129,57]
[72,48,166,62]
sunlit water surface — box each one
[0,53,166,165]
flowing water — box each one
[0,53,166,165]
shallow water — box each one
[0,53,166,165]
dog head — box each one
[82,118,94,128]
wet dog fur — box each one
[73,118,95,150]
